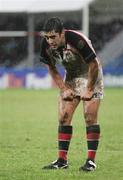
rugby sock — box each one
[86,124,100,161]
[58,125,72,161]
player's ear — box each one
[60,30,65,37]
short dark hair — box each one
[43,17,64,33]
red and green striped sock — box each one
[86,124,100,161]
[58,126,72,161]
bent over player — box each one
[40,17,104,171]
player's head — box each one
[43,17,65,49]
[43,17,64,34]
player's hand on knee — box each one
[81,89,94,101]
[61,89,75,101]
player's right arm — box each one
[48,65,75,101]
[40,37,74,101]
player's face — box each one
[44,30,65,49]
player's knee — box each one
[84,112,97,126]
[59,112,70,125]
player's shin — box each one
[86,124,100,161]
[58,126,72,161]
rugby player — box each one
[40,17,104,171]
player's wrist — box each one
[86,86,94,92]
[60,85,69,92]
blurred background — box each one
[0,0,123,89]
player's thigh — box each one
[58,96,80,121]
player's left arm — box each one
[81,58,99,101]
[66,30,99,100]
[66,31,99,100]
[87,58,99,91]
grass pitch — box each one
[0,88,123,180]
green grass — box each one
[0,88,123,180]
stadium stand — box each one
[0,0,123,68]
[106,54,123,69]
[89,19,123,51]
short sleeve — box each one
[65,30,96,63]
